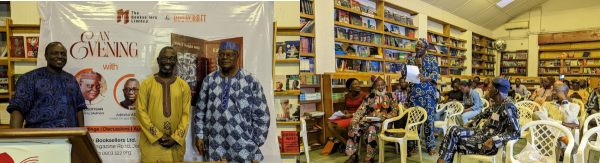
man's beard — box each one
[372,88,386,96]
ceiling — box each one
[421,0,548,30]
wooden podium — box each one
[0,127,102,163]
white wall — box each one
[492,0,600,77]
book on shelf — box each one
[275,99,292,121]
[300,0,313,15]
[287,75,301,90]
[285,41,300,59]
[300,21,315,33]
[276,42,287,59]
[10,36,25,58]
[274,75,287,92]
[25,36,39,58]
[282,131,300,153]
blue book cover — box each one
[285,41,300,59]
[371,61,379,72]
[309,57,314,73]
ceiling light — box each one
[496,0,515,8]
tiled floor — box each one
[300,136,598,163]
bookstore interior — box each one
[2,0,600,163]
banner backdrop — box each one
[37,2,278,162]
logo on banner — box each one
[0,152,39,163]
[116,9,129,24]
[173,14,206,22]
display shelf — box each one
[448,56,466,59]
[427,30,449,38]
[0,58,7,65]
[335,55,384,61]
[300,13,314,19]
[276,121,301,125]
[334,21,382,34]
[449,46,467,51]
[383,18,418,29]
[274,90,301,96]
[484,61,496,63]
[538,58,562,60]
[384,32,418,41]
[502,73,527,75]
[0,94,9,99]
[276,59,300,63]
[299,32,315,38]
[299,100,322,104]
[335,38,382,47]
[382,59,405,63]
[428,42,448,47]
[502,59,527,61]
[333,5,382,20]
[300,72,316,76]
[539,47,600,52]
[440,65,467,69]
[501,66,527,68]
[383,45,415,52]
[472,58,483,61]
[10,58,37,62]
[301,84,321,88]
[300,52,316,57]
[428,52,446,57]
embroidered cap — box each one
[219,41,239,54]
[371,75,384,84]
[492,77,510,94]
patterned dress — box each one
[345,92,399,162]
[439,99,521,162]
[404,54,438,151]
[585,90,600,114]
[195,68,270,163]
[7,67,87,128]
[530,88,553,105]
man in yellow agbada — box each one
[136,46,191,162]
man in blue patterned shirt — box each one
[195,41,270,163]
[7,42,87,128]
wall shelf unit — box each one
[501,50,528,76]
[471,32,497,77]
[426,17,467,76]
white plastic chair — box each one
[457,145,504,163]
[506,120,576,163]
[573,99,587,127]
[516,101,544,113]
[434,101,464,136]
[378,107,427,163]
[524,91,532,101]
[516,106,534,139]
[481,98,490,112]
[580,113,600,163]
[514,93,522,102]
[299,118,310,163]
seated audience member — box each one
[470,79,485,99]
[513,78,529,98]
[568,79,589,102]
[530,77,555,105]
[394,76,409,107]
[581,79,593,94]
[585,81,600,128]
[480,78,490,92]
[537,82,580,161]
[437,78,520,163]
[508,86,516,99]
[460,81,484,125]
[435,82,463,137]
[344,76,399,163]
[328,78,369,145]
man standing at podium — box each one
[7,42,87,128]
[136,46,191,162]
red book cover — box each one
[10,36,25,58]
[282,131,299,153]
[25,36,39,58]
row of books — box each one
[448,59,464,67]
[449,49,465,57]
[502,61,526,67]
[335,9,376,30]
[336,59,383,73]
[428,45,448,55]
[274,75,301,92]
[335,27,382,45]
[386,24,415,38]
[538,68,560,74]
[502,68,527,73]
[472,36,480,45]
[300,19,315,33]
[436,56,448,66]
[439,68,464,76]
[482,55,496,62]
[7,36,39,58]
[332,78,373,88]
[539,60,562,67]
[300,37,314,53]
[451,40,466,48]
[484,63,495,69]
[539,67,600,75]
[335,0,378,18]
[384,35,414,50]
[384,49,409,61]
[427,33,446,45]
[502,52,527,60]
[300,92,321,101]
[300,75,320,85]
[275,41,300,60]
[384,62,405,74]
[472,61,483,68]
[300,57,314,73]
[300,0,313,15]
[332,92,347,101]
[384,8,414,26]
[564,59,582,66]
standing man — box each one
[7,42,87,128]
[136,47,191,162]
[195,41,270,163]
[79,71,103,105]
[513,78,528,98]
[120,78,140,110]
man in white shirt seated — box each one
[536,82,580,161]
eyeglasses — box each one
[218,52,237,58]
[84,84,102,90]
[124,88,139,92]
[159,56,177,62]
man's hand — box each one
[462,108,472,113]
[562,123,580,129]
[557,92,568,102]
[482,138,494,151]
[160,137,176,148]
[196,139,205,155]
[158,134,169,143]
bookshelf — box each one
[333,0,417,75]
[471,33,497,77]
[501,50,528,76]
[538,40,600,76]
[426,17,467,76]
[5,18,41,99]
